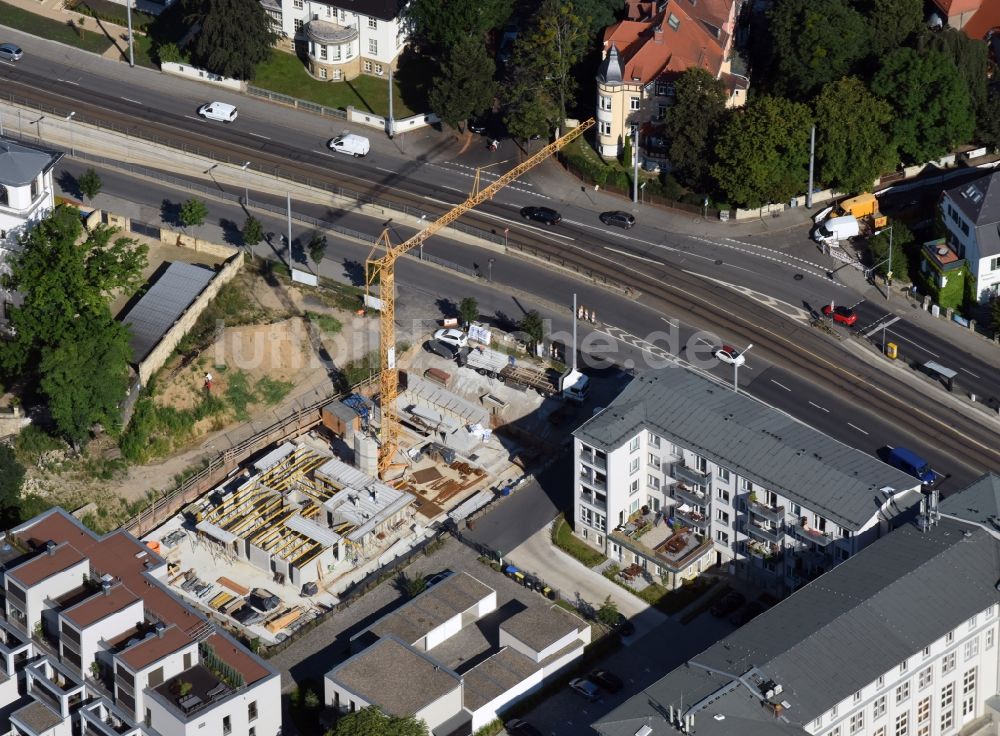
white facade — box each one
[5,553,89,634]
[145,675,282,736]
[941,195,1000,301]
[59,592,144,676]
[804,603,998,736]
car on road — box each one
[589,669,623,693]
[328,133,371,157]
[729,601,764,627]
[600,211,636,229]
[433,328,468,349]
[822,304,858,326]
[197,102,238,123]
[520,206,562,225]
[569,677,601,701]
[504,719,543,736]
[710,590,746,618]
[714,345,746,366]
[886,446,937,486]
[0,43,23,62]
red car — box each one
[822,304,857,326]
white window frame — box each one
[368,17,377,29]
[599,96,612,111]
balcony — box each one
[673,463,709,487]
[745,520,784,545]
[579,449,607,471]
[578,471,607,493]
[81,700,140,736]
[578,491,607,512]
[674,507,709,530]
[154,664,234,720]
[791,523,834,548]
[306,19,358,45]
[673,482,707,507]
[610,525,712,574]
[746,539,782,561]
[747,498,785,523]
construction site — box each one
[137,123,598,644]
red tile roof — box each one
[204,633,269,685]
[932,0,981,16]
[7,544,86,587]
[62,585,141,629]
[962,1,1000,39]
[119,626,193,671]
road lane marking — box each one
[475,210,576,241]
[808,401,829,413]
[847,422,869,435]
[885,331,940,358]
[696,338,713,347]
[183,115,202,122]
[441,185,462,193]
[862,315,900,338]
[604,246,661,264]
[121,97,142,105]
[248,131,271,140]
[960,367,981,379]
[376,166,395,173]
[57,78,80,85]
[770,379,791,391]
[683,271,812,324]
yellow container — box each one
[885,342,898,360]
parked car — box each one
[710,590,746,618]
[0,43,23,62]
[520,206,562,225]
[729,601,764,627]
[197,102,238,123]
[714,345,746,366]
[468,119,488,135]
[425,339,457,359]
[822,304,858,326]
[613,613,635,636]
[569,678,601,701]
[504,719,543,736]
[425,570,454,588]
[600,211,636,229]
[432,328,468,349]
[589,670,623,693]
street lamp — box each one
[65,112,76,155]
[240,161,252,206]
[733,343,753,393]
[30,115,45,139]
[873,225,894,302]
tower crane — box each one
[366,119,596,478]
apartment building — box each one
[592,503,1000,736]
[0,508,281,736]
[572,368,921,593]
[262,0,408,81]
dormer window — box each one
[667,13,680,30]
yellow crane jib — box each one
[366,119,595,478]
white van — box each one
[813,215,860,244]
[197,102,238,123]
[328,133,370,157]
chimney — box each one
[46,541,56,556]
[654,25,663,43]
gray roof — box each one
[362,572,494,647]
[939,472,1000,529]
[574,369,919,530]
[12,699,64,733]
[119,262,214,364]
[499,604,585,653]
[594,519,1000,736]
[0,138,61,187]
[462,646,540,710]
[944,170,1000,258]
[327,636,461,717]
[597,43,624,84]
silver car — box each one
[0,44,23,62]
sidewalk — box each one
[2,0,134,61]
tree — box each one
[184,0,277,80]
[504,83,559,141]
[570,0,620,33]
[77,168,103,200]
[329,707,428,736]
[871,48,975,163]
[458,297,478,326]
[767,0,869,100]
[918,29,990,122]
[506,0,589,133]
[813,77,895,193]
[179,198,208,229]
[664,67,729,191]
[991,297,1000,335]
[868,222,913,279]
[596,595,619,628]
[979,91,1000,152]
[308,232,328,266]
[859,0,923,57]
[621,133,633,169]
[405,0,513,55]
[712,97,814,209]
[518,310,544,348]
[242,216,264,247]
[0,445,25,519]
[395,571,427,598]
[427,36,497,131]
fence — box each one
[246,86,348,120]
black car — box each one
[729,601,764,627]
[710,590,746,617]
[425,339,457,359]
[520,206,562,225]
[613,613,635,636]
[589,669,623,693]
[505,719,543,736]
[468,119,488,135]
[600,210,636,229]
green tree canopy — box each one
[991,297,1000,334]
[184,0,277,80]
[505,0,588,134]
[664,67,729,192]
[712,97,813,208]
[871,48,975,163]
[814,77,895,193]
[405,0,513,55]
[458,297,478,326]
[977,90,1000,151]
[308,232,328,266]
[868,221,913,279]
[78,168,103,201]
[179,198,209,228]
[571,0,620,33]
[242,216,264,247]
[519,310,544,347]
[328,706,428,736]
[504,83,559,141]
[918,29,990,120]
[0,445,25,520]
[428,36,497,131]
[767,0,869,100]
[856,0,923,57]
[596,595,619,628]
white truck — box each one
[328,133,371,157]
[458,347,589,402]
[813,215,860,245]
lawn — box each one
[252,50,421,118]
[0,0,113,54]
[551,514,606,568]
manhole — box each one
[793,273,804,280]
[715,259,723,265]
